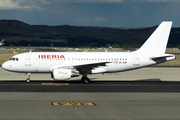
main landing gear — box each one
[81,76,90,84]
[26,73,31,83]
[81,73,90,84]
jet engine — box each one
[52,68,79,80]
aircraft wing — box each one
[73,62,109,73]
[49,61,110,73]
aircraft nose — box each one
[2,62,9,70]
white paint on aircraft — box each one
[2,22,176,83]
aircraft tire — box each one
[26,79,30,83]
[81,77,90,84]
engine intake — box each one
[52,69,79,80]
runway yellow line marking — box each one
[42,83,69,86]
[51,101,96,108]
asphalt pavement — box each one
[0,67,180,120]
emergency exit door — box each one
[133,54,139,66]
[25,54,31,66]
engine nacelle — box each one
[52,69,79,81]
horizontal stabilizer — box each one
[150,54,175,61]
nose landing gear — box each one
[26,73,31,83]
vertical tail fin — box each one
[137,21,172,54]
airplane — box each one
[0,38,5,46]
[2,21,176,83]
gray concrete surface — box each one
[0,67,180,120]
[1,93,180,120]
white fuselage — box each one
[2,51,172,74]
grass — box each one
[0,48,29,64]
[160,55,180,65]
[166,48,180,53]
[0,47,179,65]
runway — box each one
[1,81,180,92]
[0,67,180,120]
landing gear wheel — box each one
[81,77,90,84]
[26,73,31,83]
[26,79,30,83]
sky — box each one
[0,0,180,27]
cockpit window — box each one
[9,58,19,61]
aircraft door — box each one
[71,57,75,64]
[133,54,139,66]
[25,54,31,66]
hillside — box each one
[0,20,180,47]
